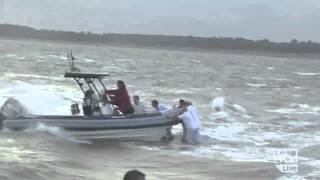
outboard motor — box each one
[0,98,31,117]
[0,98,31,129]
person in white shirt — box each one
[151,100,168,113]
[133,95,146,115]
[177,101,201,145]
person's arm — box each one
[177,110,187,119]
[106,89,120,95]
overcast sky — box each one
[0,0,319,42]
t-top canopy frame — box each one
[64,72,110,99]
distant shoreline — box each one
[1,24,320,60]
[2,36,319,61]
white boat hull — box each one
[3,113,180,140]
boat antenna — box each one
[67,50,80,72]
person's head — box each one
[179,99,186,107]
[123,170,145,180]
[117,80,126,90]
[151,100,159,108]
[85,89,93,98]
[133,95,140,105]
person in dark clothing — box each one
[123,170,145,180]
[105,80,134,114]
[178,99,186,108]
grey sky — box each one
[0,0,319,42]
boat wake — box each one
[25,123,92,144]
[0,82,78,116]
[0,93,91,144]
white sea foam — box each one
[103,65,122,71]
[265,108,297,114]
[290,103,320,112]
[171,124,183,135]
[267,67,275,70]
[191,59,201,63]
[116,58,133,62]
[177,145,289,163]
[0,145,37,163]
[295,72,320,76]
[276,175,307,180]
[304,160,320,169]
[203,122,246,141]
[0,82,79,115]
[32,122,62,134]
[0,132,59,162]
[48,54,67,60]
[37,55,46,59]
[83,58,97,63]
[209,111,231,121]
[247,83,267,88]
[1,73,64,82]
[232,104,247,114]
[211,96,225,111]
[250,77,264,80]
[140,146,162,151]
[142,110,320,177]
[161,89,193,95]
[210,97,249,121]
[265,104,320,115]
[300,160,320,178]
[288,121,312,128]
[276,78,289,81]
[5,54,17,57]
[26,123,92,144]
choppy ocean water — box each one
[0,39,320,179]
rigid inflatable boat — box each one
[2,54,181,140]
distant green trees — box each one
[0,24,320,53]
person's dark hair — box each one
[117,80,126,90]
[179,99,186,107]
[133,95,139,100]
[85,89,94,98]
[123,170,145,180]
[179,99,185,104]
[151,100,159,106]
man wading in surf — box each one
[177,101,202,145]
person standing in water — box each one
[177,101,202,145]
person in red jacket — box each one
[105,80,134,114]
